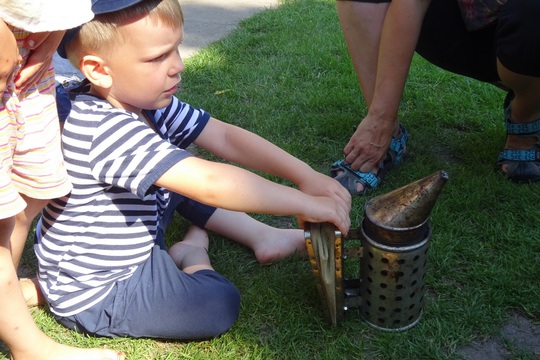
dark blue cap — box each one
[57,0,145,58]
[92,0,145,13]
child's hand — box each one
[296,194,351,236]
[0,20,20,94]
[14,30,65,94]
[297,171,351,211]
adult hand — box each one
[14,30,65,94]
[343,114,397,173]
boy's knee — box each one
[208,277,241,336]
[195,271,241,338]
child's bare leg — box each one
[168,225,213,273]
[205,209,306,265]
[12,196,48,307]
[19,277,45,307]
[11,195,48,268]
[0,218,125,360]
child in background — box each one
[0,1,124,359]
[35,0,351,341]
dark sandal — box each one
[330,125,409,195]
[497,101,540,183]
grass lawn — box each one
[4,0,539,359]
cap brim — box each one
[92,0,146,14]
[58,0,147,58]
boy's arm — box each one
[154,156,351,234]
[193,118,350,204]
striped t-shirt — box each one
[35,85,210,317]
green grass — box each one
[4,0,540,359]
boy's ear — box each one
[80,55,113,88]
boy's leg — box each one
[168,224,214,273]
[205,208,306,265]
[51,194,240,340]
[55,245,240,340]
[163,193,305,264]
[19,276,45,307]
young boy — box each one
[35,0,351,340]
[1,1,124,359]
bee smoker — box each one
[305,170,448,331]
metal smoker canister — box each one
[359,170,448,331]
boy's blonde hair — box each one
[66,0,183,66]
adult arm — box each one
[344,0,431,172]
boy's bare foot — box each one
[252,229,307,265]
[168,225,214,273]
[203,209,307,265]
[19,277,45,307]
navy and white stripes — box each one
[35,91,209,316]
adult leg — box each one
[415,0,499,83]
[336,0,390,107]
[498,65,540,124]
[334,0,407,195]
[495,0,540,182]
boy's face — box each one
[103,16,184,114]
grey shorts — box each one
[55,193,239,340]
[56,245,241,340]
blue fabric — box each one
[54,53,83,121]
[92,0,145,14]
[55,84,72,122]
[156,192,217,249]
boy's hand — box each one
[295,171,351,235]
[296,194,351,236]
[297,171,352,212]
